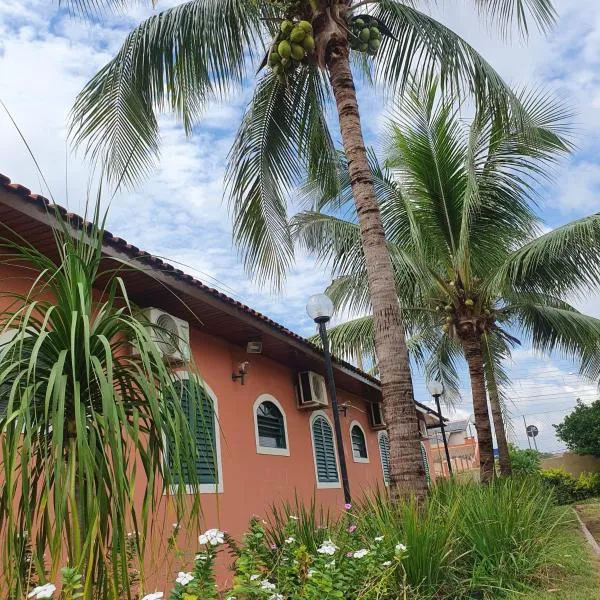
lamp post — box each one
[307,293,351,505]
[427,380,453,476]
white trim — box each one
[167,371,224,494]
[252,394,290,456]
[377,430,390,487]
[309,410,341,489]
[349,420,369,463]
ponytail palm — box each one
[295,84,600,481]
[0,209,205,598]
[71,0,557,497]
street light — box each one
[426,380,453,476]
[307,293,351,505]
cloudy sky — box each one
[1,0,598,452]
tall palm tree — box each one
[0,207,206,598]
[69,0,557,497]
[294,83,600,481]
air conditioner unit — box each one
[368,402,386,430]
[138,308,190,363]
[297,371,328,409]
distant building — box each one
[427,419,479,477]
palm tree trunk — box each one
[326,43,427,500]
[462,336,496,482]
[488,383,512,476]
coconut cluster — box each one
[269,19,315,81]
[348,16,382,56]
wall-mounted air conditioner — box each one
[137,308,190,363]
[297,371,328,409]
[368,402,386,430]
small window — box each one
[254,395,289,456]
[167,375,222,493]
[378,431,391,486]
[311,413,340,488]
[350,421,369,463]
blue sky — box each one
[0,0,599,452]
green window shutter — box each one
[312,416,338,484]
[169,379,218,486]
[351,425,368,459]
[420,442,431,485]
[378,432,390,485]
[256,401,286,449]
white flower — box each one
[141,594,163,600]
[260,580,276,591]
[269,595,284,600]
[198,528,225,546]
[28,584,56,599]
[327,559,336,569]
[226,597,236,600]
[317,539,338,555]
[285,536,295,544]
[175,572,194,586]
[195,553,208,561]
[307,568,316,578]
[382,560,392,567]
[395,543,407,553]
[289,515,299,521]
[374,535,384,542]
[353,549,369,559]
[250,574,261,581]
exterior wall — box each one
[541,452,600,476]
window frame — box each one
[166,372,224,495]
[378,430,390,487]
[253,394,290,456]
[309,410,341,490]
[349,420,369,463]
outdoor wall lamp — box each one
[307,293,351,505]
[232,361,250,385]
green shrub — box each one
[508,444,542,476]
[539,468,600,504]
[574,471,600,498]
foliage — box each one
[554,399,600,457]
[70,0,559,288]
[156,478,572,599]
[509,444,542,475]
[0,206,206,598]
[540,468,600,505]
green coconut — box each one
[269,51,281,65]
[360,27,371,42]
[278,40,292,59]
[370,26,381,39]
[291,43,305,61]
[290,27,306,43]
[369,38,381,52]
[302,35,315,53]
[298,20,313,33]
[355,18,365,28]
[359,42,369,52]
[280,20,294,35]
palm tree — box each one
[294,83,600,481]
[0,206,206,598]
[69,0,558,497]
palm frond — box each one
[473,0,557,37]
[227,67,336,288]
[493,213,600,297]
[70,0,262,186]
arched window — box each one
[167,374,223,493]
[378,431,391,486]
[253,395,289,456]
[350,421,369,463]
[310,412,340,488]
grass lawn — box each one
[508,515,600,600]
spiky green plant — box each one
[0,203,207,598]
[294,81,600,482]
[69,0,558,499]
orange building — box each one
[0,174,439,588]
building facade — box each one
[0,174,438,588]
